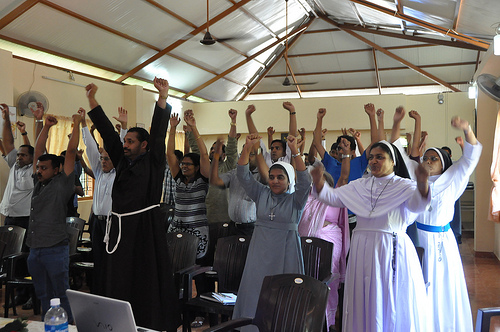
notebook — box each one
[66,289,159,332]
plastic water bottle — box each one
[44,298,69,332]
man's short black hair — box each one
[128,127,150,150]
[330,142,339,152]
[19,144,34,156]
[270,139,286,150]
[38,154,61,169]
[211,142,226,154]
[336,135,356,151]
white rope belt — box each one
[104,204,160,254]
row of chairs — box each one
[166,221,336,332]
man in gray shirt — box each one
[209,140,268,236]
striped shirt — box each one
[173,173,209,228]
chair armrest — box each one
[322,272,340,285]
[2,252,28,279]
[182,266,214,300]
[202,317,253,332]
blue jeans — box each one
[27,244,73,323]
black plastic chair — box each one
[476,307,500,332]
[166,232,199,299]
[204,222,236,266]
[204,273,330,332]
[0,225,25,257]
[183,235,251,332]
[301,236,334,283]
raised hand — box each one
[339,137,350,155]
[228,109,237,121]
[283,101,295,113]
[376,108,384,121]
[113,107,128,126]
[170,114,181,128]
[245,104,256,116]
[393,106,405,123]
[235,133,241,140]
[16,121,26,133]
[184,113,196,128]
[245,133,261,149]
[31,102,45,120]
[321,128,327,140]
[341,128,348,136]
[317,108,326,119]
[153,77,169,99]
[115,123,121,132]
[267,126,275,136]
[45,115,58,127]
[298,127,306,138]
[451,116,469,130]
[72,113,82,125]
[85,83,98,99]
[0,103,8,120]
[287,135,298,153]
[76,149,84,161]
[364,103,375,117]
[77,107,86,123]
[408,110,420,120]
[214,138,224,156]
[349,128,361,139]
[183,125,191,133]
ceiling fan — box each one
[281,0,317,87]
[200,0,240,45]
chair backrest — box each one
[253,273,329,332]
[213,235,251,293]
[0,225,26,257]
[476,307,500,332]
[166,232,199,273]
[300,237,333,282]
[67,225,80,257]
[205,221,236,265]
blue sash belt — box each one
[416,222,450,233]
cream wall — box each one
[1,48,491,254]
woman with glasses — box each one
[416,116,481,332]
[166,112,210,259]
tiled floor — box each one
[3,231,500,331]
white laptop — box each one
[66,289,159,332]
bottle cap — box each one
[50,298,61,306]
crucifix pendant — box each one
[369,209,374,217]
[269,212,275,221]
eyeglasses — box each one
[100,156,110,161]
[422,156,440,162]
[180,162,194,167]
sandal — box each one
[191,316,204,328]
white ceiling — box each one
[0,0,498,102]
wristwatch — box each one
[341,154,350,159]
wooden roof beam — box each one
[320,15,460,92]
[372,48,381,95]
[0,0,39,30]
[184,17,315,99]
[284,54,303,97]
[116,0,253,83]
[288,44,434,58]
[349,0,489,50]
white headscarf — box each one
[271,161,296,194]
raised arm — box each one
[415,163,429,198]
[283,101,298,137]
[16,121,30,145]
[32,102,44,141]
[79,108,101,175]
[245,105,258,134]
[154,76,169,109]
[376,108,385,141]
[224,109,239,170]
[337,138,351,187]
[183,125,191,154]
[267,126,275,149]
[167,114,181,178]
[364,103,378,148]
[451,116,478,146]
[288,135,305,172]
[228,109,237,139]
[238,134,261,166]
[408,110,422,157]
[209,138,226,188]
[1,104,14,155]
[113,107,128,130]
[185,113,210,178]
[76,148,94,179]
[33,116,57,173]
[348,128,364,155]
[64,114,81,176]
[390,106,405,143]
[298,128,306,155]
[313,108,327,159]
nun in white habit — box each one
[311,140,431,332]
[232,134,311,332]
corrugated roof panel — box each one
[457,0,500,36]
[224,61,263,85]
[197,77,245,101]
[135,56,216,92]
[0,0,24,19]
[2,4,156,72]
[47,0,191,48]
[155,0,231,26]
[291,30,370,55]
[379,68,435,86]
[287,51,375,73]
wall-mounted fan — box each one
[477,74,500,102]
[16,91,49,117]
